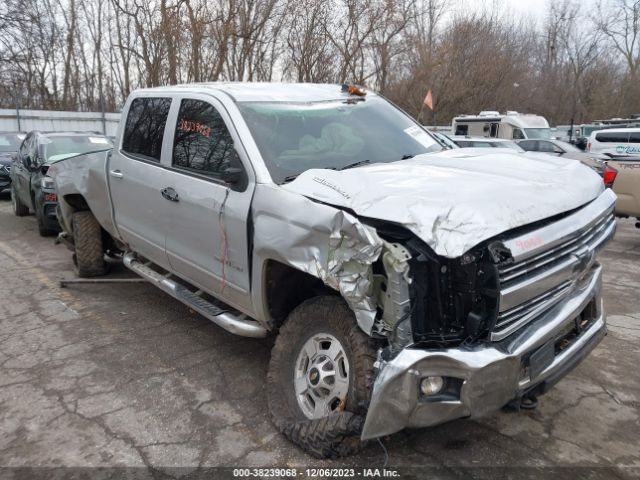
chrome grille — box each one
[499,213,613,285]
[492,193,616,341]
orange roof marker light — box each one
[341,84,367,97]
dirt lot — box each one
[0,193,639,479]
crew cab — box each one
[51,83,616,458]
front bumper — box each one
[361,263,607,440]
[36,188,61,231]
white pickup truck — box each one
[51,83,616,458]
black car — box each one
[11,131,112,235]
[0,132,26,194]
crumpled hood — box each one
[282,149,605,258]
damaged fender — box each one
[252,184,383,334]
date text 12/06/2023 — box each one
[232,468,401,478]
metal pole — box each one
[15,95,21,132]
[100,92,107,135]
[569,117,574,143]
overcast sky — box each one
[459,0,550,28]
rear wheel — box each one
[72,211,106,277]
[11,185,29,217]
[267,296,378,458]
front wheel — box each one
[72,211,106,277]
[11,185,29,217]
[267,296,378,458]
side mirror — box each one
[221,150,248,191]
[221,166,243,185]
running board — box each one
[122,252,267,338]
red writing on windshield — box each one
[178,118,211,138]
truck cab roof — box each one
[133,82,376,103]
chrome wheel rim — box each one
[294,333,350,419]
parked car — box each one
[52,83,614,458]
[587,128,640,158]
[516,138,610,177]
[451,135,611,183]
[10,131,112,235]
[452,111,551,140]
[606,156,640,226]
[0,132,25,194]
[448,135,525,151]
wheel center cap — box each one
[308,367,320,386]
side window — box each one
[595,132,630,143]
[628,132,640,143]
[455,124,468,136]
[172,99,235,177]
[519,140,535,151]
[489,123,499,138]
[122,97,172,162]
[538,141,555,153]
[19,134,31,158]
[512,128,525,140]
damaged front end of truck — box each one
[260,148,616,448]
[360,189,616,439]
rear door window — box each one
[171,99,235,178]
[122,97,172,162]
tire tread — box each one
[267,296,378,458]
[72,211,106,277]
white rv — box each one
[452,111,551,140]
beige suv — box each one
[608,158,640,225]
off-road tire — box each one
[72,211,106,277]
[11,185,29,217]
[267,296,378,458]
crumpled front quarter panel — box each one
[51,150,118,239]
[252,184,383,333]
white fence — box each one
[0,109,120,136]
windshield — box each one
[0,133,25,153]
[524,128,551,139]
[42,135,112,162]
[238,97,442,183]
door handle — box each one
[109,169,124,179]
[161,187,179,202]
